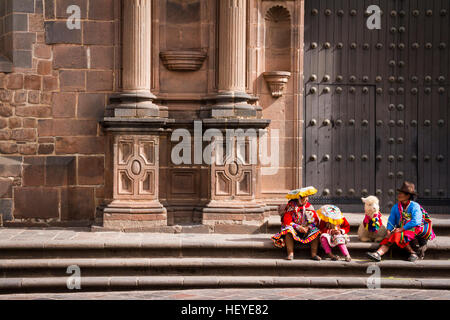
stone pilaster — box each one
[106,0,164,118]
[200,120,271,233]
[208,0,259,119]
[218,0,247,93]
[101,123,171,231]
[200,1,271,231]
[100,0,170,231]
[122,0,152,93]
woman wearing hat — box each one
[271,187,322,261]
[367,181,436,262]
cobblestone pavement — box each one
[1,288,450,300]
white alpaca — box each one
[358,196,388,242]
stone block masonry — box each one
[0,0,120,226]
[0,0,307,232]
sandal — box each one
[286,253,294,260]
[366,251,381,262]
[311,255,322,261]
[327,253,338,261]
[344,255,352,262]
[408,253,419,262]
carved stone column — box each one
[200,0,271,232]
[208,0,259,119]
[106,0,165,118]
[100,0,171,231]
[218,0,247,93]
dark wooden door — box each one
[304,0,450,213]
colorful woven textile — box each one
[285,186,318,200]
[272,225,320,248]
[271,199,320,248]
[363,212,383,233]
[381,202,436,248]
[317,205,344,225]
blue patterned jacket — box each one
[386,201,422,232]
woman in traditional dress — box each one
[271,187,322,261]
[367,181,436,262]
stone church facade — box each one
[0,0,304,231]
[1,0,449,231]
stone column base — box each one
[105,92,168,118]
[102,200,167,231]
[201,200,270,233]
[201,92,262,119]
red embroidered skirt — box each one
[380,230,417,248]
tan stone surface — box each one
[0,0,304,229]
[218,0,247,93]
[122,0,152,93]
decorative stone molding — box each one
[265,5,291,22]
[100,116,175,231]
[101,130,168,230]
[200,119,271,230]
[263,71,291,97]
[114,135,157,200]
[214,157,253,199]
[160,50,207,71]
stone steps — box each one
[1,230,449,293]
[267,213,450,236]
[1,258,450,279]
[1,235,449,260]
[1,275,449,293]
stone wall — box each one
[0,0,120,226]
[0,0,303,230]
[249,0,305,202]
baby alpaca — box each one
[358,196,388,242]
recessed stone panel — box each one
[215,171,231,196]
[237,171,251,196]
[14,187,59,219]
[170,171,196,195]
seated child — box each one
[317,205,352,262]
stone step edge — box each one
[1,276,449,291]
[268,215,450,227]
[1,258,449,270]
[0,236,448,250]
